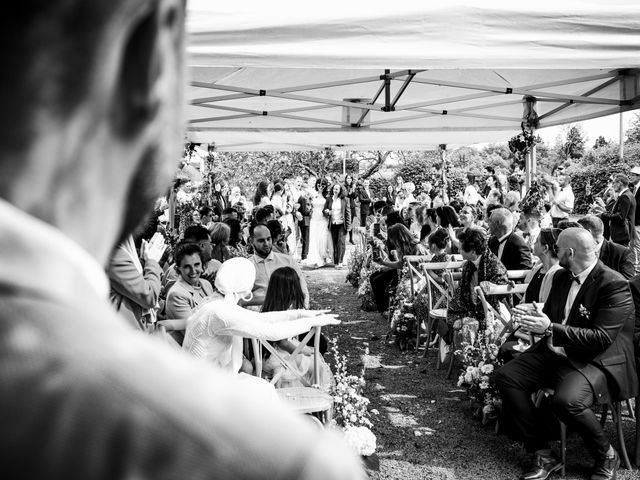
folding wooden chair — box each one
[417,261,464,364]
[474,283,530,341]
[251,326,334,424]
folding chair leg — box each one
[422,317,434,358]
[634,395,640,467]
[560,421,567,477]
[612,402,632,470]
[446,335,456,379]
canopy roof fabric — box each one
[186,1,640,151]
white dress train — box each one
[305,193,333,267]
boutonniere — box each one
[578,304,590,320]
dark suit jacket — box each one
[602,189,636,244]
[488,233,532,271]
[297,193,312,227]
[323,196,352,232]
[628,274,640,352]
[599,239,635,279]
[634,184,640,225]
[357,186,372,217]
[542,262,638,401]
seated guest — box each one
[446,228,510,340]
[524,228,563,303]
[370,224,428,313]
[255,206,274,224]
[161,226,221,298]
[165,243,215,344]
[210,222,232,264]
[183,258,338,377]
[261,267,332,389]
[221,206,239,221]
[578,214,635,279]
[266,219,288,255]
[522,211,542,255]
[488,207,532,271]
[496,228,637,480]
[224,218,249,258]
[246,223,309,308]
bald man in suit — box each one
[495,229,637,480]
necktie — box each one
[569,273,581,285]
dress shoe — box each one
[520,450,563,480]
[589,450,619,480]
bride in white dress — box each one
[304,178,334,268]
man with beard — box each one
[0,2,362,480]
[495,228,637,480]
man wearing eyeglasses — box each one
[496,228,637,480]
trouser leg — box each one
[494,348,559,452]
[552,366,610,461]
[337,228,347,263]
[299,224,309,259]
[330,224,341,264]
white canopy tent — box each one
[186,1,640,152]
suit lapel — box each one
[551,269,572,323]
[567,262,602,323]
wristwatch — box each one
[543,325,553,337]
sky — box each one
[535,111,636,148]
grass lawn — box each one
[304,267,638,480]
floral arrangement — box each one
[346,245,366,288]
[356,245,383,311]
[520,179,547,217]
[455,312,504,425]
[508,128,537,161]
[329,339,376,456]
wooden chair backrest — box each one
[474,283,529,339]
[252,326,323,387]
[419,260,465,310]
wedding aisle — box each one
[304,268,638,480]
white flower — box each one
[343,426,377,456]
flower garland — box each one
[346,243,366,288]
[356,246,383,311]
[329,339,376,457]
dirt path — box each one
[303,267,638,480]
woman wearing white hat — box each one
[183,257,339,377]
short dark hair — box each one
[485,203,504,219]
[223,218,243,247]
[381,205,395,217]
[248,221,268,238]
[458,227,487,255]
[557,220,582,231]
[385,211,405,229]
[265,219,283,239]
[255,207,272,223]
[428,227,450,250]
[183,225,210,243]
[419,224,432,241]
[613,174,629,187]
[373,200,386,213]
[175,243,203,267]
[222,206,238,216]
[538,228,561,258]
[577,215,604,236]
[199,206,213,217]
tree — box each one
[625,112,640,144]
[593,136,609,149]
[557,125,585,161]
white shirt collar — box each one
[0,198,109,301]
[573,258,598,283]
[498,232,511,243]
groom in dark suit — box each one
[495,228,637,480]
[488,207,532,270]
[357,179,373,226]
[601,174,636,247]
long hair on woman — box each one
[261,267,305,312]
[387,223,419,257]
[253,180,269,205]
[436,205,461,228]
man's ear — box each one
[114,7,163,137]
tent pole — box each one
[619,112,624,161]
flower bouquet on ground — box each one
[346,244,366,288]
[455,318,503,426]
[329,339,377,463]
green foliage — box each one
[625,112,640,144]
[557,125,585,161]
[593,136,609,149]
